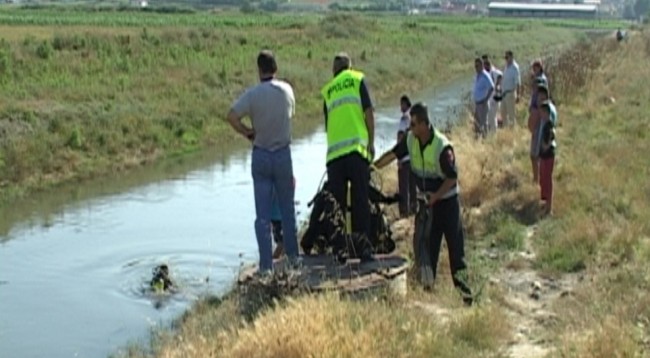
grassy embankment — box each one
[0,8,588,205]
[114,21,648,358]
[427,29,650,357]
[533,32,650,355]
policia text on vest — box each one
[325,77,356,100]
[321,69,371,163]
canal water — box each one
[0,79,470,358]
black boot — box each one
[336,251,348,265]
[352,233,375,263]
[463,295,474,307]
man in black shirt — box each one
[373,102,472,305]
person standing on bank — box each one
[473,57,495,139]
[321,52,375,261]
[536,85,557,126]
[397,95,417,217]
[537,101,556,216]
[528,60,548,184]
[373,102,473,305]
[501,50,521,128]
[227,50,300,273]
[482,57,503,133]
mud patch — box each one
[498,226,581,358]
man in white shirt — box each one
[501,50,521,128]
[482,56,502,133]
[397,95,416,217]
[472,58,494,139]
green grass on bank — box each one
[0,10,591,205]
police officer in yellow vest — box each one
[373,102,472,305]
[321,52,375,262]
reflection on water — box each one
[0,148,241,241]
[0,78,470,358]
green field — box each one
[0,7,627,28]
[0,7,618,205]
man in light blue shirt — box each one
[473,58,494,138]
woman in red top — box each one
[537,101,556,217]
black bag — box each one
[300,181,347,257]
[300,180,397,258]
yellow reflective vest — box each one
[406,129,459,199]
[321,69,369,163]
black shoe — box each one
[301,244,313,256]
[351,233,373,260]
[360,248,375,263]
[335,251,348,265]
[463,296,473,307]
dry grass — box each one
[558,317,641,358]
[147,293,510,358]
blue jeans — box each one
[252,145,298,271]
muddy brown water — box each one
[0,78,470,358]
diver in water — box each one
[150,264,174,293]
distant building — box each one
[488,2,598,18]
[278,2,326,12]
